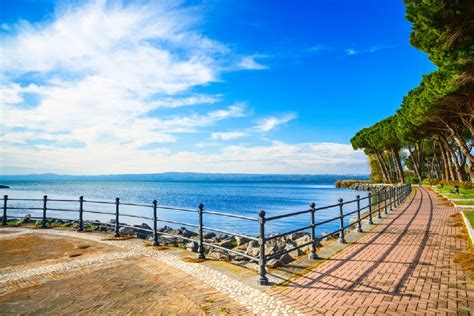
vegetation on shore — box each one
[351,0,473,185]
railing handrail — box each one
[1,183,411,286]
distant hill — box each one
[0,172,369,183]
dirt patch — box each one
[454,250,474,281]
[182,257,206,263]
[450,212,474,282]
[0,234,120,271]
[0,258,250,315]
[101,236,134,241]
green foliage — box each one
[351,1,473,184]
[404,0,474,69]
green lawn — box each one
[455,200,474,206]
[464,211,474,227]
[434,185,474,199]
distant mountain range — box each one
[0,172,369,183]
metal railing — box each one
[1,183,411,285]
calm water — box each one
[0,180,369,237]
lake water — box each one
[0,180,369,237]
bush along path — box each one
[268,188,474,315]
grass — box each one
[464,211,474,227]
[454,201,474,206]
[434,185,474,200]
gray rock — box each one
[186,241,198,252]
[294,235,313,253]
[207,249,230,261]
[119,226,135,236]
[203,232,216,239]
[235,236,250,246]
[287,232,307,241]
[20,214,32,223]
[218,239,235,249]
[181,227,197,238]
[246,244,260,257]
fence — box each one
[1,183,411,285]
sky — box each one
[0,0,436,175]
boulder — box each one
[119,226,135,236]
[294,235,313,253]
[207,249,230,261]
[286,232,307,241]
[181,227,197,238]
[266,253,294,269]
[137,223,152,230]
[218,239,235,249]
[284,241,304,258]
[246,244,260,257]
[203,232,216,239]
[20,214,32,224]
[186,241,198,252]
[235,236,250,246]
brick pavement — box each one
[269,188,474,315]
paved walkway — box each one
[0,228,301,315]
[269,188,474,315]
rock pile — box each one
[349,183,387,191]
[8,216,324,270]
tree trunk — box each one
[392,148,405,183]
[438,141,450,181]
[443,121,474,176]
[440,135,465,182]
[408,146,422,185]
[375,151,390,183]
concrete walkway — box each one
[269,188,474,315]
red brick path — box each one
[269,188,474,315]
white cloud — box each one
[0,141,368,175]
[150,94,222,109]
[238,55,268,70]
[0,83,24,105]
[345,48,357,56]
[0,1,258,154]
[211,131,248,140]
[255,113,297,132]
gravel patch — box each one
[0,227,303,316]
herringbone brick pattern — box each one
[269,188,474,315]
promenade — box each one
[0,187,472,315]
[269,188,474,315]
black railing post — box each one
[2,195,7,226]
[153,200,159,246]
[356,195,362,233]
[384,188,388,215]
[368,192,374,225]
[395,186,399,207]
[197,203,205,259]
[390,187,393,211]
[258,210,268,285]
[376,190,382,219]
[338,198,346,244]
[114,197,120,237]
[309,202,318,259]
[42,195,47,228]
[78,196,84,231]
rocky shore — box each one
[348,182,388,191]
[7,215,333,270]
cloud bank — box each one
[0,1,368,175]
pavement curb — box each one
[460,211,474,248]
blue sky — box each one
[0,0,435,175]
